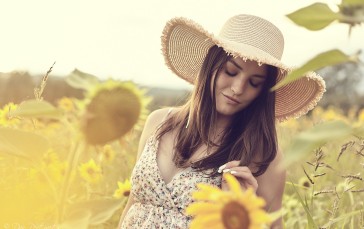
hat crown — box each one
[218,14,284,60]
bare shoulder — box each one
[257,149,285,183]
[143,107,176,134]
[136,107,178,159]
[256,149,286,211]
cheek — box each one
[248,88,263,102]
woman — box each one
[119,14,325,228]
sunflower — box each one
[113,179,131,198]
[57,97,75,112]
[0,103,20,126]
[186,173,271,229]
[81,80,150,145]
[78,159,103,184]
[100,144,116,163]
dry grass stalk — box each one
[315,149,325,171]
[357,140,364,157]
[341,174,363,181]
[314,189,334,196]
[337,140,355,161]
[314,173,326,177]
[34,61,55,100]
[303,166,314,185]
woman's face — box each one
[212,57,268,119]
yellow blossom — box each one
[57,97,75,112]
[113,179,131,198]
[48,160,68,183]
[78,159,103,184]
[186,173,271,229]
[0,103,20,126]
[101,144,115,163]
[358,109,364,123]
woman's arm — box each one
[117,108,172,228]
[256,150,286,229]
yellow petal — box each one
[186,202,222,216]
[197,183,223,193]
[189,214,223,229]
[224,173,243,194]
[250,210,273,224]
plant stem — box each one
[57,140,84,224]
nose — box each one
[231,76,248,95]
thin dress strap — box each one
[153,108,173,137]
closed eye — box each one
[225,70,237,77]
[249,79,265,88]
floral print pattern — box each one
[121,134,221,229]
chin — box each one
[216,108,239,117]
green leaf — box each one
[59,210,91,229]
[0,127,50,160]
[9,99,63,119]
[290,182,317,228]
[341,0,364,6]
[66,69,99,90]
[286,3,342,30]
[352,123,364,138]
[272,49,353,91]
[66,199,123,225]
[283,121,353,166]
[321,209,362,228]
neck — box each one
[209,113,232,142]
[215,113,232,130]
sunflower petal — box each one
[250,210,273,224]
[224,173,243,194]
[197,183,223,193]
[189,214,223,229]
[186,202,222,216]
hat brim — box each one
[161,17,326,121]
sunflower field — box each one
[0,66,363,228]
[1,1,364,228]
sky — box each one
[0,0,363,89]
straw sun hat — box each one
[161,14,326,121]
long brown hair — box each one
[157,45,278,177]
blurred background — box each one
[1,0,364,228]
[1,0,363,112]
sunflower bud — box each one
[82,81,143,145]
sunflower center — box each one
[123,191,130,197]
[87,168,95,175]
[221,201,250,229]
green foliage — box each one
[64,199,124,226]
[281,2,364,226]
[10,99,63,119]
[286,3,342,30]
[0,127,50,161]
[286,1,364,31]
[283,120,353,166]
[272,50,355,91]
[66,69,99,90]
[0,69,149,228]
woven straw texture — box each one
[161,14,326,121]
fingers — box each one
[229,168,258,190]
[217,160,240,173]
[219,162,258,192]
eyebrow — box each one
[228,59,267,79]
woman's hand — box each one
[218,160,258,192]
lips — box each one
[223,94,240,104]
